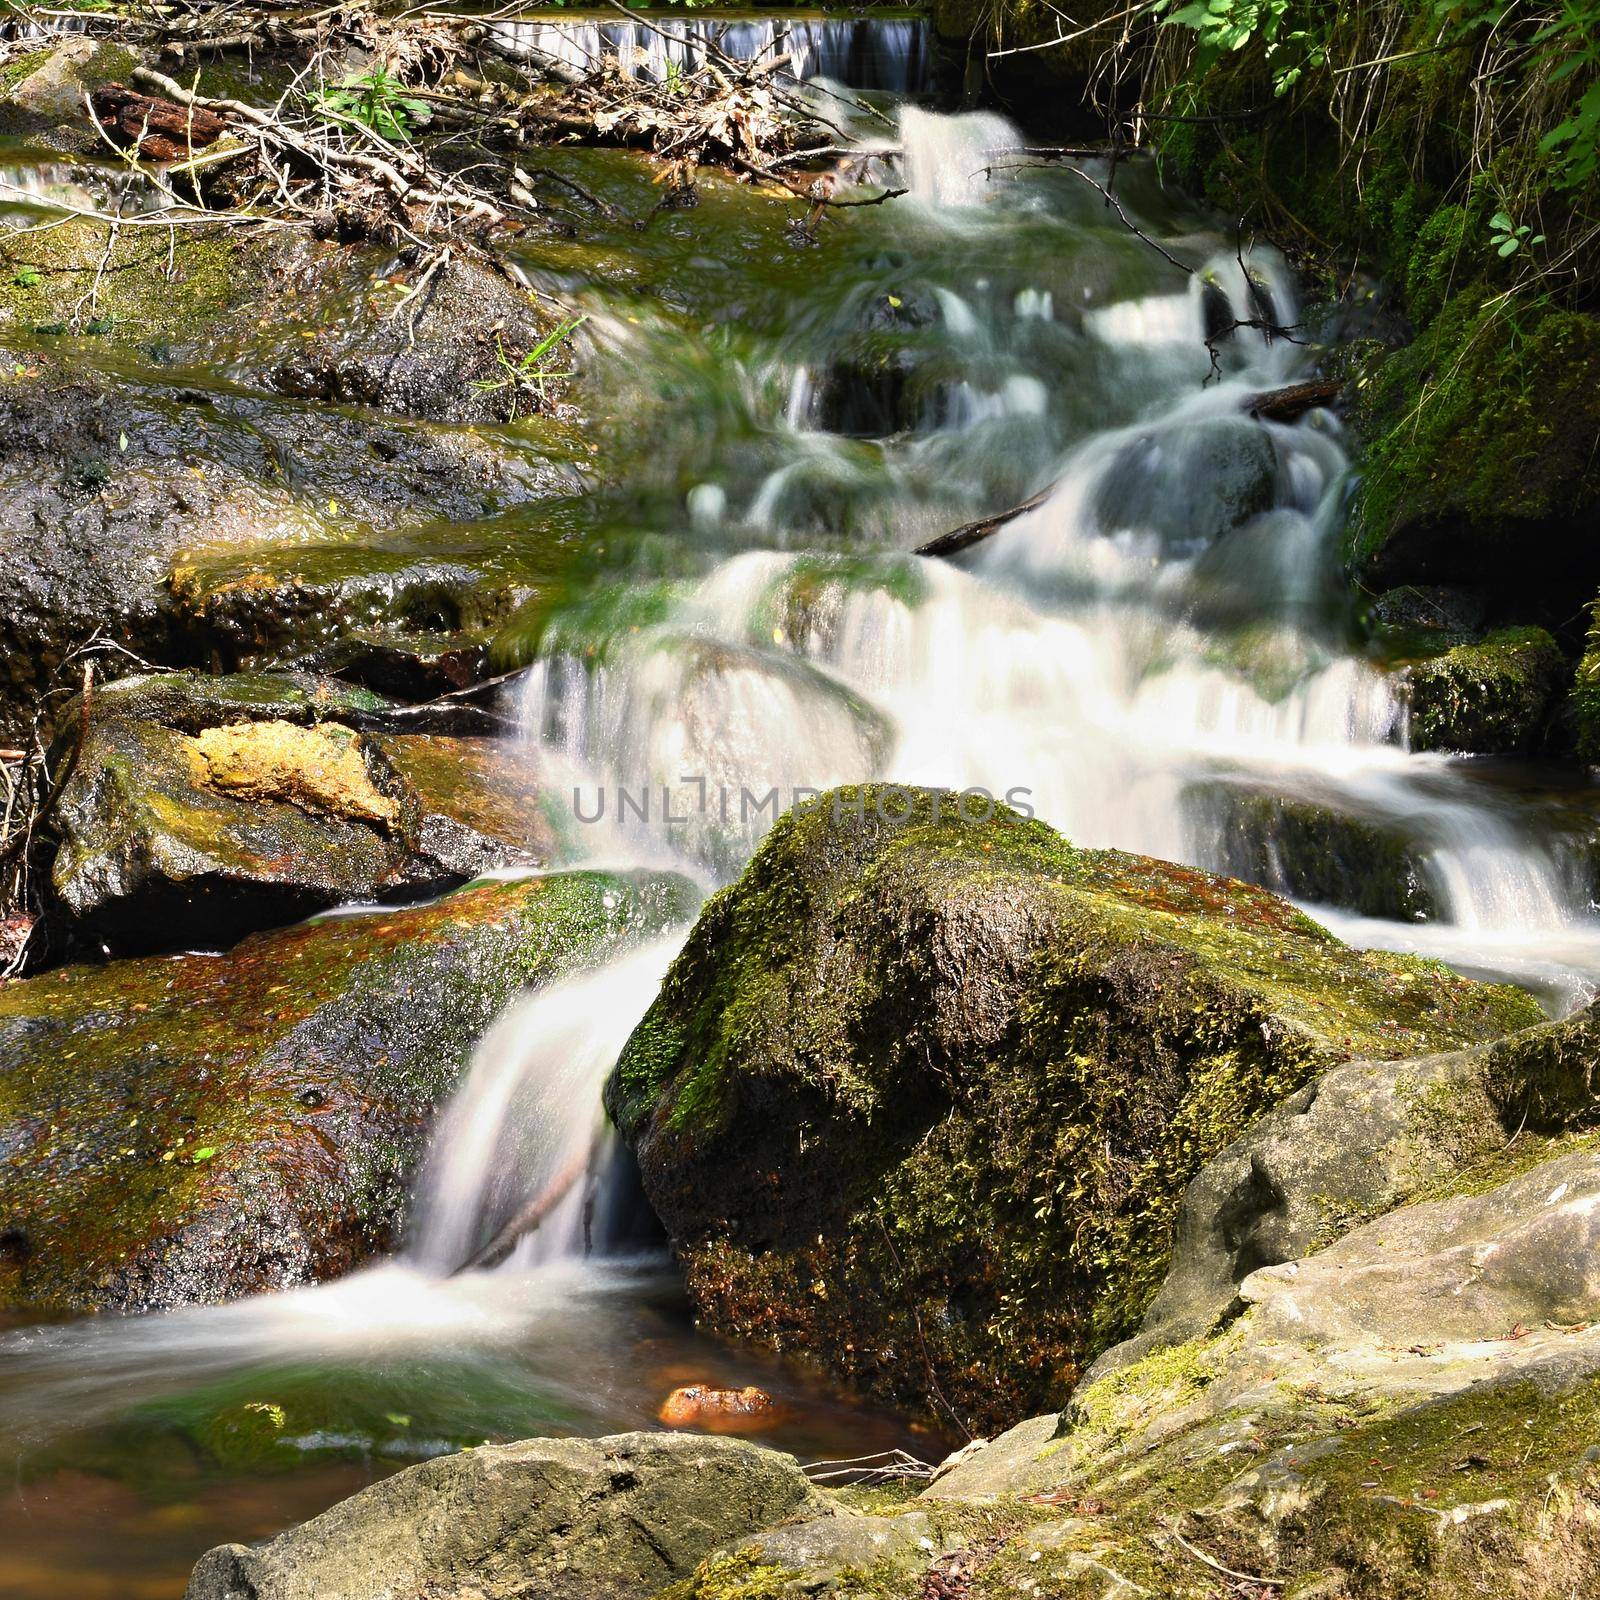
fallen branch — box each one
[1248,376,1343,421]
[915,481,1058,561]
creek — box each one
[2,11,1600,1596]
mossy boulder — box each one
[1401,626,1564,754]
[605,786,1538,1431]
[48,671,554,952]
[185,1432,827,1600]
[1569,597,1600,766]
[0,868,697,1314]
[1192,784,1436,921]
[1346,292,1600,611]
[0,38,139,147]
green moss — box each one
[1401,626,1564,754]
[608,787,1537,1431]
[0,868,697,1313]
[1346,291,1600,591]
[0,48,53,97]
[1570,597,1600,765]
[657,1552,801,1600]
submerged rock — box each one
[0,869,697,1313]
[49,671,553,953]
[1402,626,1564,754]
[606,786,1537,1430]
[184,1431,826,1600]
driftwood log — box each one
[89,83,226,162]
[1247,376,1343,422]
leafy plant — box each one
[1489,209,1546,256]
[471,316,588,418]
[314,68,429,143]
[1161,0,1327,94]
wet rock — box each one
[1094,417,1279,549]
[658,1384,781,1432]
[1367,583,1487,649]
[0,335,572,736]
[1095,1000,1600,1378]
[184,1431,826,1600]
[295,627,491,700]
[1402,626,1564,754]
[0,869,698,1313]
[606,785,1538,1431]
[1194,784,1436,920]
[48,670,553,953]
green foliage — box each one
[1161,0,1327,94]
[1489,208,1546,255]
[313,68,428,142]
[471,315,587,418]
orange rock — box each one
[657,1383,780,1433]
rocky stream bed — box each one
[2,6,1600,1599]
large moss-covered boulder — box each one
[0,868,697,1313]
[606,786,1537,1430]
[1346,292,1600,612]
[1401,626,1565,754]
[186,1431,827,1600]
[48,671,554,952]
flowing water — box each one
[5,11,1600,1596]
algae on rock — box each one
[607,785,1538,1432]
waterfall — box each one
[409,935,686,1275]
[487,15,929,94]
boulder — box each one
[48,671,553,953]
[1191,783,1436,921]
[1094,1000,1600,1377]
[927,1140,1600,1598]
[184,1432,827,1600]
[606,786,1538,1431]
[0,38,140,148]
[1346,290,1600,615]
[1401,626,1565,755]
[0,867,698,1313]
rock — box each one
[1191,783,1436,921]
[184,1431,828,1600]
[0,868,698,1313]
[1401,626,1565,754]
[1346,290,1600,615]
[1093,1001,1600,1377]
[681,1510,947,1598]
[48,671,553,953]
[606,785,1538,1431]
[0,329,573,736]
[658,1384,781,1432]
[926,1142,1600,1598]
[1367,583,1487,648]
[0,38,140,147]
[1094,417,1280,550]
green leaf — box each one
[191,1146,217,1162]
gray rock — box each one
[703,1510,946,1594]
[48,671,549,953]
[1092,1001,1600,1379]
[184,1432,827,1600]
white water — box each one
[522,105,1600,1007]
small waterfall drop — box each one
[410,935,686,1275]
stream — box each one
[4,11,1600,1597]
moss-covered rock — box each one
[185,1432,826,1600]
[1193,784,1436,921]
[0,867,698,1313]
[48,671,553,952]
[1401,626,1564,754]
[0,37,139,147]
[1346,292,1600,608]
[1569,597,1600,766]
[605,786,1538,1431]
[1097,1000,1600,1376]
